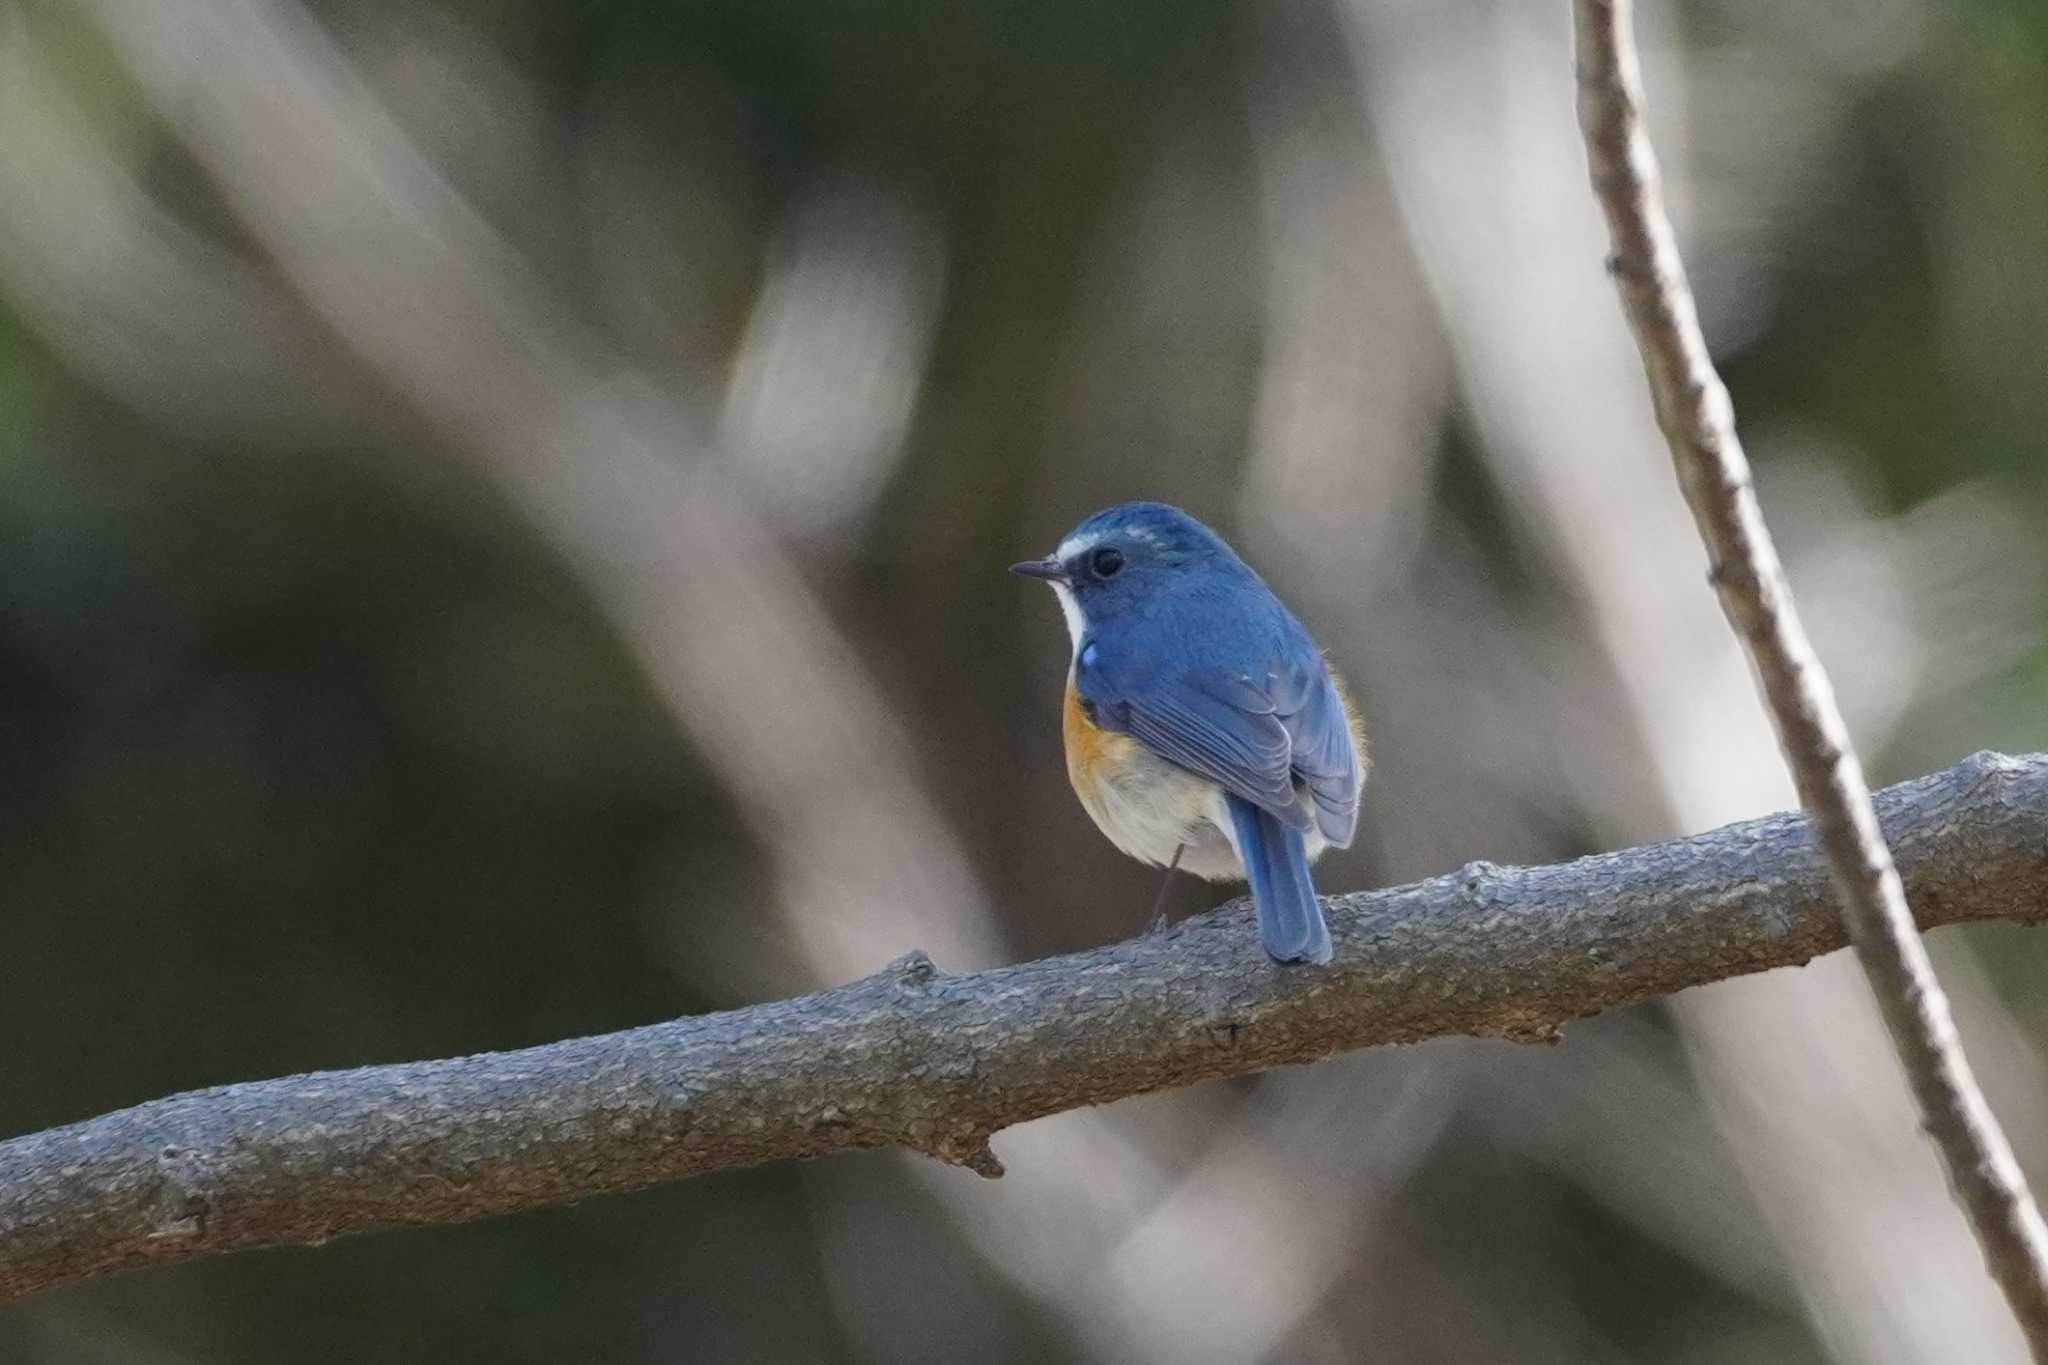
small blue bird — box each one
[1013,502,1366,964]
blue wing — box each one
[1287,666,1363,847]
[1076,614,1362,847]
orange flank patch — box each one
[1063,675,1137,805]
[1325,658,1370,775]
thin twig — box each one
[1570,2,2048,1352]
[4,752,2048,1305]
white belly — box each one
[1077,740,1329,883]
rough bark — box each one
[4,752,2047,1305]
[1572,2,2048,1353]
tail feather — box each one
[1226,795,1332,964]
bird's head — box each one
[1010,501,1243,651]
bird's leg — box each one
[1147,844,1184,936]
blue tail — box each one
[1226,795,1333,964]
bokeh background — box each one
[4,0,2048,1359]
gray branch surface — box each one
[1572,1,2048,1352]
[4,754,2048,1305]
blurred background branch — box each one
[1573,0,2048,1351]
[69,0,1005,986]
[5,750,2047,1309]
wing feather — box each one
[1079,643,1358,837]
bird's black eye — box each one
[1090,546,1125,579]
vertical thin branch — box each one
[1570,0,2048,1355]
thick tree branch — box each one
[4,754,2048,1305]
[1572,1,2048,1353]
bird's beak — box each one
[1009,557,1066,582]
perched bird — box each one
[1012,502,1366,963]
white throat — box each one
[1050,581,1087,662]
[1047,529,1105,663]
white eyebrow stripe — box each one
[1054,530,1101,562]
